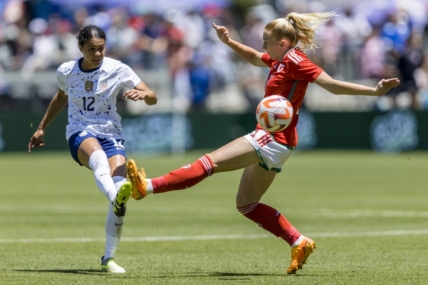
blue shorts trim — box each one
[68,131,127,166]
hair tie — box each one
[286,17,295,26]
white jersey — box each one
[57,57,141,140]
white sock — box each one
[104,203,123,259]
[89,150,117,202]
[291,235,304,247]
[146,179,153,194]
[104,176,127,259]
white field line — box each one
[2,205,428,218]
[317,210,428,218]
[2,229,428,244]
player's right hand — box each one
[374,78,400,96]
[212,23,230,43]
[28,129,45,153]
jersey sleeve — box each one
[118,63,142,89]
[261,53,275,67]
[288,56,323,82]
[56,66,66,91]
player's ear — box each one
[78,44,84,53]
[279,38,290,48]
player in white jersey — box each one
[28,25,158,273]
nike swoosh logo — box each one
[114,223,123,226]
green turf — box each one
[1,150,427,284]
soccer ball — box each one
[256,95,293,132]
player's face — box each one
[262,30,291,60]
[79,38,106,70]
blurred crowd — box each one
[1,0,428,111]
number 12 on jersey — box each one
[83,96,95,111]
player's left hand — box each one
[375,78,400,96]
[123,89,144,101]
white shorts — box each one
[244,129,292,172]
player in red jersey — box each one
[127,11,400,274]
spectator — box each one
[106,8,139,66]
[359,27,387,80]
[20,18,57,79]
[317,17,342,77]
[381,11,411,55]
[1,1,427,112]
[52,19,80,65]
[396,31,424,109]
[335,7,372,80]
[72,7,89,33]
[162,16,193,111]
[237,11,268,108]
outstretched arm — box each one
[28,89,68,153]
[212,23,267,67]
[122,81,157,105]
[314,71,400,96]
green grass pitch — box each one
[0,150,427,285]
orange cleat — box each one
[287,236,316,274]
[126,159,147,200]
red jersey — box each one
[260,48,323,148]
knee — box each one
[236,196,245,208]
[236,192,259,208]
[89,150,110,171]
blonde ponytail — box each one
[265,11,336,52]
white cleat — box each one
[101,256,126,273]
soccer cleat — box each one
[113,181,132,217]
[101,256,126,273]
[287,236,316,274]
[126,159,147,200]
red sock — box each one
[152,155,214,194]
[238,203,301,246]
